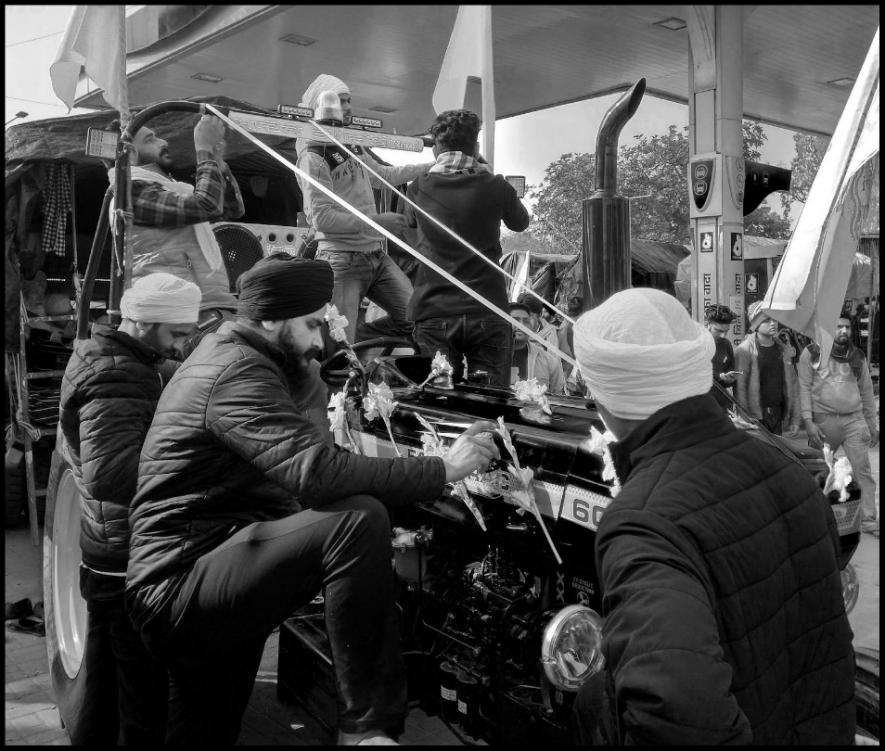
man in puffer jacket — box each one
[58,272,201,744]
[734,300,800,435]
[126,254,499,746]
[570,288,855,745]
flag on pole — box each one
[761,27,879,364]
[50,5,130,123]
[432,5,495,167]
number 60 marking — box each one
[571,498,605,528]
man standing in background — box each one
[405,109,530,386]
[295,73,433,344]
[734,301,799,435]
[798,315,879,536]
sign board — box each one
[277,104,315,119]
[730,232,743,260]
[699,231,714,252]
[85,128,118,159]
[227,110,425,152]
[688,153,723,218]
[350,115,383,129]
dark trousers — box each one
[413,315,513,387]
[72,587,168,745]
[761,404,784,435]
[142,495,406,745]
[571,670,621,745]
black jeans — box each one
[413,315,513,387]
[73,575,168,745]
[571,670,621,745]
[141,495,405,745]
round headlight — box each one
[540,604,605,691]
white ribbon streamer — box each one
[205,103,578,371]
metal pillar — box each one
[687,6,746,348]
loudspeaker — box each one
[213,222,311,257]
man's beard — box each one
[278,327,320,378]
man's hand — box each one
[374,212,406,236]
[442,421,500,483]
[785,423,800,438]
[719,370,742,385]
[869,425,880,448]
[805,420,826,450]
[194,115,225,153]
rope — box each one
[205,104,578,371]
[308,119,576,326]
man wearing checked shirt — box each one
[109,115,245,341]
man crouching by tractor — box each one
[58,272,202,744]
[124,254,500,745]
[570,288,855,745]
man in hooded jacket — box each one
[295,73,434,345]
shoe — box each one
[4,598,32,620]
[7,615,45,637]
[338,730,399,746]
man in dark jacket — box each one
[58,272,201,744]
[705,302,741,411]
[571,287,855,745]
[404,109,530,386]
[126,254,499,745]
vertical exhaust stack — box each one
[580,78,646,313]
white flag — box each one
[432,5,495,167]
[762,27,879,364]
[50,5,129,122]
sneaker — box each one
[338,731,399,746]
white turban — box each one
[573,288,714,420]
[300,74,350,111]
[120,273,201,324]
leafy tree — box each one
[781,132,829,212]
[530,119,792,248]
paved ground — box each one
[5,441,879,745]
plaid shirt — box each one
[428,150,492,175]
[131,152,244,227]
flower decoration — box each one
[822,444,853,502]
[416,413,487,531]
[418,351,454,389]
[495,416,562,564]
[324,304,350,343]
[586,425,621,497]
[363,381,402,457]
[513,377,552,415]
[327,389,361,454]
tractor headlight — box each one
[540,604,605,691]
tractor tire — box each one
[42,449,89,740]
[4,445,26,526]
[855,647,880,744]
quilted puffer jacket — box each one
[126,321,446,631]
[595,393,855,745]
[59,328,164,577]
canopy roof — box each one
[73,5,880,138]
[4,95,301,177]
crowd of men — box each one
[56,70,875,745]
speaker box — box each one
[214,223,310,257]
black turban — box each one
[236,253,334,320]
